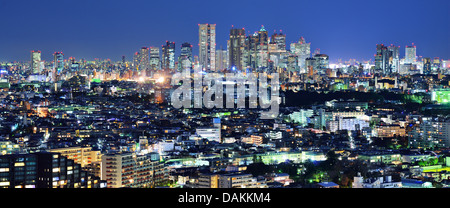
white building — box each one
[219,173,267,188]
[352,173,401,188]
[196,127,221,143]
[101,152,166,188]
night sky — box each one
[0,0,449,63]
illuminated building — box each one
[388,45,400,73]
[270,32,286,52]
[375,44,392,75]
[431,89,450,104]
[162,41,175,71]
[408,119,450,149]
[53,52,64,75]
[101,152,166,188]
[215,48,228,71]
[178,42,193,71]
[196,127,221,143]
[199,23,216,71]
[48,146,102,168]
[244,26,270,70]
[405,44,417,64]
[256,26,269,69]
[0,152,100,188]
[196,173,220,188]
[290,37,311,73]
[241,135,263,146]
[0,141,21,155]
[30,50,41,74]
[312,54,329,73]
[353,173,401,188]
[442,60,450,69]
[219,173,267,188]
[229,28,246,70]
[423,57,431,74]
[138,47,150,76]
[374,125,406,138]
[149,47,161,71]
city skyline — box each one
[0,0,449,63]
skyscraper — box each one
[162,41,175,71]
[405,44,417,64]
[388,45,400,73]
[199,23,216,71]
[178,42,193,71]
[215,48,228,71]
[138,47,150,76]
[375,44,392,75]
[228,28,246,70]
[270,32,286,52]
[149,47,161,71]
[53,52,64,75]
[31,50,41,74]
[423,57,431,74]
[290,37,311,72]
[256,26,269,69]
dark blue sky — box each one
[0,0,449,63]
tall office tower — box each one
[215,48,228,71]
[199,23,216,71]
[53,52,64,75]
[270,32,286,52]
[405,44,417,64]
[229,28,246,70]
[245,32,259,69]
[31,50,41,74]
[313,54,329,73]
[388,45,400,73]
[162,41,175,71]
[138,47,150,76]
[133,52,140,71]
[178,42,193,71]
[423,57,431,75]
[149,47,161,71]
[375,44,392,75]
[256,26,269,69]
[290,37,311,72]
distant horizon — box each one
[1,0,449,63]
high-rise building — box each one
[30,50,41,74]
[149,47,161,71]
[388,45,400,73]
[256,26,269,69]
[270,32,286,52]
[423,57,431,74]
[53,52,64,75]
[0,152,101,188]
[313,54,329,73]
[162,41,175,71]
[178,42,193,71]
[375,44,392,75]
[101,152,166,188]
[199,23,216,71]
[138,47,150,76]
[290,37,311,72]
[215,48,228,71]
[228,28,246,70]
[49,146,102,168]
[405,44,417,64]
